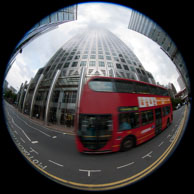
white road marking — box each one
[13,130,18,134]
[20,137,25,143]
[142,151,153,159]
[29,147,39,155]
[79,169,101,177]
[158,141,164,147]
[12,118,32,142]
[48,160,64,167]
[31,141,39,144]
[117,162,135,169]
[167,134,171,138]
[52,136,57,139]
[14,113,52,137]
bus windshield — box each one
[78,114,112,150]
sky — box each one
[5,2,181,92]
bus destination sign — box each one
[118,106,139,112]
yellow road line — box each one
[18,106,188,191]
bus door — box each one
[155,108,162,135]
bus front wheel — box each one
[120,136,135,151]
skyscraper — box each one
[128,10,190,93]
[18,28,156,127]
[5,5,78,78]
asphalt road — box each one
[3,101,190,191]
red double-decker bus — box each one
[75,76,173,153]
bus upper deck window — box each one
[89,80,114,92]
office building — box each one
[17,28,156,127]
[128,10,190,93]
[5,5,78,77]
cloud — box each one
[5,2,181,92]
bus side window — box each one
[141,110,154,125]
[119,112,140,130]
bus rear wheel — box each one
[120,136,135,151]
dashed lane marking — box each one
[158,141,164,147]
[31,141,39,144]
[117,162,135,169]
[48,160,64,167]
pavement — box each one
[11,105,75,135]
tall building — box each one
[128,10,190,94]
[5,5,78,77]
[17,28,156,127]
[177,76,186,91]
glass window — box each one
[61,70,66,77]
[67,56,73,61]
[99,61,105,67]
[78,114,112,150]
[136,68,141,74]
[82,55,88,59]
[158,88,169,96]
[89,61,96,66]
[69,13,74,20]
[72,61,78,67]
[114,80,135,93]
[80,61,87,66]
[64,62,70,68]
[106,56,111,60]
[141,70,146,75]
[75,55,80,60]
[116,63,122,69]
[130,66,135,72]
[50,13,57,23]
[127,60,132,64]
[98,55,104,59]
[69,91,77,103]
[61,56,66,62]
[119,112,140,130]
[89,80,114,92]
[121,58,126,63]
[98,51,103,54]
[141,110,154,126]
[105,51,110,55]
[149,85,159,95]
[123,65,129,71]
[52,91,60,103]
[114,57,119,62]
[134,82,151,94]
[107,62,113,67]
[90,55,96,59]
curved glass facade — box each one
[18,28,156,128]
